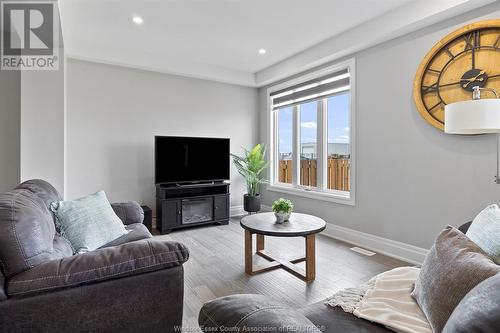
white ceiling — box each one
[59,0,496,86]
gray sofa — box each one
[0,179,189,332]
[198,222,500,333]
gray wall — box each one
[66,59,259,209]
[20,3,65,195]
[20,51,65,194]
[259,4,500,249]
[0,70,21,192]
[0,0,20,192]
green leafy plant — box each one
[272,198,294,214]
[231,144,269,196]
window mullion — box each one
[318,99,327,190]
[292,105,300,187]
[316,101,323,189]
[272,110,278,185]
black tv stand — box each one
[175,181,221,188]
[156,182,230,234]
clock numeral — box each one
[464,33,474,51]
[422,82,438,95]
[494,34,500,48]
[474,30,480,48]
[444,47,454,58]
[427,68,441,75]
[463,31,480,51]
[463,31,481,69]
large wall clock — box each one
[414,19,500,131]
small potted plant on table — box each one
[272,198,294,224]
[231,144,268,213]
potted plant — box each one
[231,144,268,213]
[272,198,294,224]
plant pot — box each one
[244,194,261,213]
[274,212,291,224]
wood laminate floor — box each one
[154,217,408,331]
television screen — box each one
[155,136,230,184]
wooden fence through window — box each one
[278,158,350,191]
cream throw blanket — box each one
[326,267,432,333]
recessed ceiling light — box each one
[258,49,266,55]
[132,16,143,25]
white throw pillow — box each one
[467,204,500,264]
[50,191,127,253]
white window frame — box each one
[266,58,356,206]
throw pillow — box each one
[466,204,500,264]
[411,226,499,333]
[443,273,500,333]
[50,191,128,253]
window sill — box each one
[266,184,355,206]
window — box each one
[268,59,355,204]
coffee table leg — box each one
[256,234,265,251]
[305,234,316,282]
[245,230,253,274]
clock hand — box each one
[435,73,500,89]
[462,77,485,88]
[460,70,486,88]
[459,70,486,83]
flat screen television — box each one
[155,136,230,184]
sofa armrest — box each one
[7,239,189,297]
[111,201,144,225]
[199,294,321,332]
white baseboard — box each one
[230,205,246,217]
[321,224,428,265]
[262,205,427,265]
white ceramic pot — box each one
[274,212,291,224]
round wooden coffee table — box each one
[240,212,326,282]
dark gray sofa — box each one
[199,222,500,333]
[198,294,392,333]
[0,179,189,332]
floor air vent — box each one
[350,246,376,256]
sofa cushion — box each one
[1,267,185,332]
[16,179,74,257]
[411,226,499,333]
[52,234,74,257]
[466,204,500,264]
[16,179,62,212]
[50,191,128,253]
[443,273,500,333]
[199,294,320,332]
[0,189,68,278]
[300,301,392,333]
[99,223,152,248]
[111,201,144,225]
[7,239,189,296]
